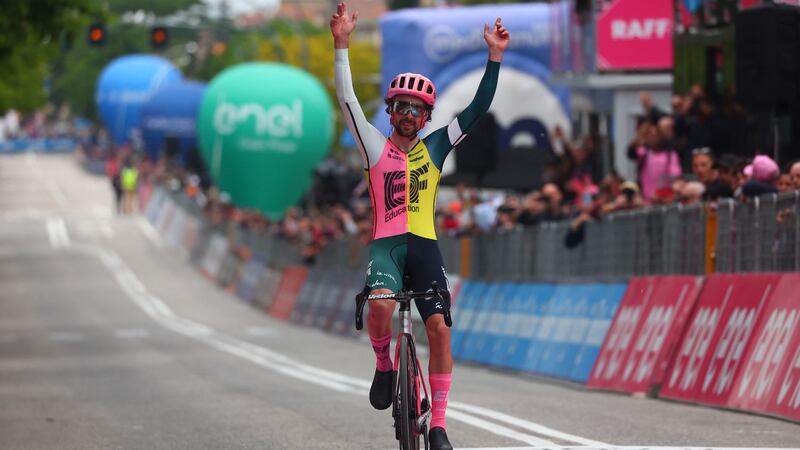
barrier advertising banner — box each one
[451,281,488,360]
[330,271,364,336]
[199,233,230,280]
[570,283,627,382]
[589,276,704,394]
[595,0,673,70]
[729,274,800,421]
[503,284,556,370]
[461,283,503,362]
[268,266,308,320]
[660,274,781,406]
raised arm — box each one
[454,18,509,137]
[331,2,384,168]
[427,18,509,163]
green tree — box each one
[50,23,154,120]
[255,28,381,152]
[0,0,98,112]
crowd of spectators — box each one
[433,86,800,245]
[100,84,800,262]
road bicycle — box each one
[355,281,452,450]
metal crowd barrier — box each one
[162,187,800,282]
[716,192,800,273]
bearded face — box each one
[388,95,430,138]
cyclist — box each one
[331,3,508,449]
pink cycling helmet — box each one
[386,73,436,106]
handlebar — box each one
[355,281,452,331]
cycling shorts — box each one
[365,233,451,323]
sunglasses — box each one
[391,100,428,118]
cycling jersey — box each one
[334,49,499,241]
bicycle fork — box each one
[393,302,431,431]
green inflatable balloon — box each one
[198,63,333,219]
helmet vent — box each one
[416,79,424,91]
[399,77,406,89]
[426,86,434,95]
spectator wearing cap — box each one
[741,154,780,198]
[602,181,644,214]
[692,148,734,201]
[790,161,800,190]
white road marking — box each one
[115,328,151,339]
[426,448,800,450]
[245,326,279,337]
[448,402,608,447]
[45,217,70,248]
[74,243,592,447]
[136,217,163,248]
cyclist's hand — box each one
[331,2,358,48]
[484,17,509,61]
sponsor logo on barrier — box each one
[200,234,230,279]
[736,308,799,402]
[594,304,643,381]
[777,345,800,410]
[668,302,724,391]
[623,304,674,384]
[702,305,760,396]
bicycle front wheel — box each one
[397,334,420,450]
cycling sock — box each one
[370,334,393,372]
[429,372,451,430]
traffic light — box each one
[151,26,168,48]
[88,22,106,46]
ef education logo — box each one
[423,24,550,63]
[213,100,303,138]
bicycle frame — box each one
[392,299,431,431]
[354,282,451,450]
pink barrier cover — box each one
[589,277,655,390]
[588,276,702,395]
[729,273,800,422]
[268,266,308,321]
[660,273,781,406]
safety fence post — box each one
[705,206,717,274]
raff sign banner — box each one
[198,63,333,220]
[596,0,673,70]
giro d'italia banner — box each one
[197,63,333,220]
[376,3,571,159]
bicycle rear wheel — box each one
[397,334,420,450]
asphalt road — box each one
[1,152,799,450]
